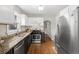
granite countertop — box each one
[0,29,32,54]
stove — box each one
[32,34,41,43]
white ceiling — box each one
[18,5,68,17]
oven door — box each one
[32,34,41,43]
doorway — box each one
[44,20,51,37]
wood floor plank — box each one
[27,34,57,54]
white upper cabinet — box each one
[25,15,29,26]
[20,14,29,26]
[0,5,15,24]
[20,14,28,26]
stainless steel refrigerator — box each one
[55,7,79,54]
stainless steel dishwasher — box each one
[14,40,24,54]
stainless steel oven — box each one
[32,34,41,43]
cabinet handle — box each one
[56,44,60,48]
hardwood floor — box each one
[27,34,57,54]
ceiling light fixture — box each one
[38,5,44,11]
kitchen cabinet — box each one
[14,40,25,54]
[6,34,32,54]
[0,6,15,24]
[6,40,25,54]
[6,48,14,54]
[25,16,29,26]
[24,34,32,53]
[20,14,29,26]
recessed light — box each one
[38,5,44,11]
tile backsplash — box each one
[0,24,17,37]
[0,24,7,36]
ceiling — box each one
[18,5,68,17]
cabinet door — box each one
[24,36,29,53]
[20,14,26,26]
[25,16,29,26]
[14,40,24,54]
[28,35,32,47]
[24,35,32,53]
[6,48,14,54]
[0,6,15,24]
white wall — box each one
[28,17,44,31]
[44,16,57,40]
[27,16,57,40]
